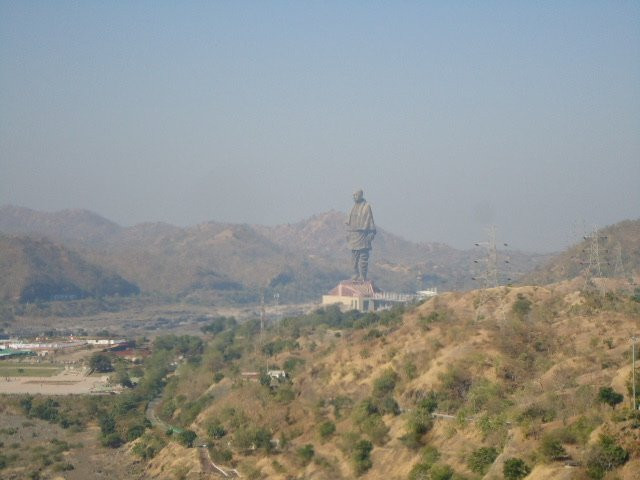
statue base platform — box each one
[321,279,382,312]
[333,279,381,297]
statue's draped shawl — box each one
[347,201,376,250]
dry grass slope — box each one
[143,281,640,479]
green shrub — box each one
[408,462,431,480]
[233,426,273,452]
[517,404,556,424]
[132,433,166,460]
[126,424,146,442]
[512,294,532,319]
[373,369,399,398]
[539,432,568,461]
[438,365,473,411]
[561,416,601,445]
[598,387,623,407]
[329,395,353,419]
[176,430,197,447]
[585,435,629,479]
[403,361,418,380]
[275,386,296,404]
[503,458,531,480]
[209,446,233,463]
[318,420,336,439]
[101,432,124,448]
[98,413,116,435]
[297,444,314,465]
[401,396,437,449]
[207,422,226,439]
[283,356,305,373]
[378,395,400,415]
[30,398,60,422]
[467,446,498,474]
[19,395,33,414]
[359,413,389,445]
[352,439,373,476]
[52,462,74,472]
[430,464,454,480]
[421,445,440,465]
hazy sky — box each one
[1,2,638,252]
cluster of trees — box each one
[279,304,405,333]
[19,396,85,430]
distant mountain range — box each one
[0,205,580,304]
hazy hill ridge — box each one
[523,219,640,286]
[1,205,549,302]
[0,234,139,302]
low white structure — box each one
[2,341,87,351]
[86,339,127,346]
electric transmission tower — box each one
[473,226,511,288]
[472,226,510,322]
[581,227,607,292]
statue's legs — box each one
[359,249,370,281]
[351,250,361,280]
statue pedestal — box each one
[335,279,380,297]
[321,279,382,312]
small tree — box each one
[468,446,498,474]
[511,294,532,319]
[352,439,373,475]
[297,444,314,465]
[176,430,197,448]
[318,420,336,439]
[540,433,568,460]
[585,435,629,479]
[372,369,399,397]
[207,422,226,439]
[503,457,531,480]
[598,387,623,408]
[89,353,113,373]
[98,414,116,435]
[101,432,123,448]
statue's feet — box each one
[351,275,362,282]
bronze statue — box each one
[346,189,376,281]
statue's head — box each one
[353,189,364,202]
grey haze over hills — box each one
[0,234,139,303]
[0,205,551,303]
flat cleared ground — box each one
[0,370,111,395]
[0,362,63,377]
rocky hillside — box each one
[0,235,139,302]
[138,281,640,479]
[0,206,550,303]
